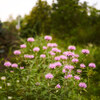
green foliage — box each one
[20,0,100,45]
[0,19,20,59]
[0,36,98,100]
[21,0,51,37]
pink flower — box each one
[56,84,61,88]
[82,49,90,54]
[62,69,66,73]
[63,51,74,57]
[33,47,40,52]
[77,69,82,73]
[72,58,79,63]
[24,54,34,59]
[54,56,60,61]
[29,55,34,59]
[11,63,18,68]
[43,46,47,50]
[68,46,76,50]
[24,55,29,58]
[20,67,24,69]
[14,50,21,55]
[45,73,54,79]
[52,48,58,52]
[40,54,46,58]
[49,64,56,69]
[52,43,58,47]
[27,37,35,42]
[60,55,67,60]
[64,74,72,79]
[80,64,86,68]
[47,43,58,47]
[89,63,96,68]
[49,51,55,56]
[79,82,87,88]
[54,62,62,67]
[44,35,52,41]
[74,54,79,58]
[10,71,14,73]
[47,43,53,47]
[4,61,11,67]
[64,65,74,70]
[74,75,80,80]
[52,48,61,53]
[20,44,26,48]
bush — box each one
[0,36,96,100]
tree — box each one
[21,0,51,37]
[51,0,81,38]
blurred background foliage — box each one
[20,0,100,45]
[0,0,100,99]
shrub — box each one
[1,36,96,100]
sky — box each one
[0,0,100,22]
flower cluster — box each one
[2,35,96,99]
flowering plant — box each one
[0,36,96,100]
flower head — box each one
[54,56,60,61]
[11,63,18,68]
[68,46,76,51]
[27,37,34,42]
[49,64,56,69]
[74,75,80,80]
[44,35,52,41]
[52,43,58,47]
[20,44,26,48]
[14,50,21,55]
[63,51,74,57]
[80,64,86,68]
[82,49,90,54]
[64,74,72,79]
[49,51,56,56]
[24,54,34,59]
[8,96,12,100]
[43,46,47,50]
[33,47,40,52]
[52,48,61,53]
[7,83,11,86]
[40,54,46,58]
[54,62,62,67]
[77,69,82,73]
[72,58,79,63]
[62,69,66,73]
[89,63,96,68]
[60,55,67,60]
[64,65,74,70]
[56,84,61,88]
[79,82,87,88]
[10,71,14,73]
[20,67,24,69]
[4,61,11,67]
[45,73,54,79]
[1,76,6,80]
[47,43,53,47]
[74,54,79,58]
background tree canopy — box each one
[20,0,100,45]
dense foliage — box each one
[0,0,100,99]
[20,0,100,45]
[0,36,98,100]
[0,20,19,58]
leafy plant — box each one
[0,35,96,100]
